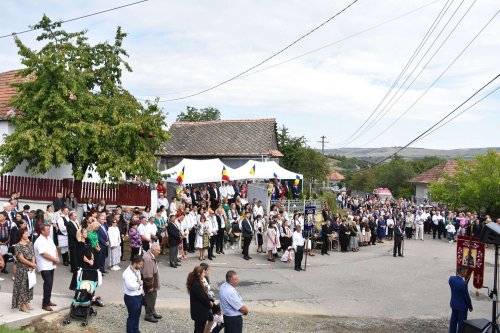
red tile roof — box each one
[328,171,345,181]
[0,69,23,120]
[409,160,458,184]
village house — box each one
[158,118,283,170]
[409,160,458,200]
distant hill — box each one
[322,147,499,162]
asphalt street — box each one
[1,234,496,321]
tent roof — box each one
[230,160,303,181]
[161,159,302,184]
[161,158,235,184]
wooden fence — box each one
[0,175,151,207]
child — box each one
[255,215,265,253]
[211,303,224,333]
[280,246,294,263]
[446,220,456,243]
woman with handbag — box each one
[12,228,36,312]
[195,215,210,261]
[187,265,213,333]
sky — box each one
[0,0,499,150]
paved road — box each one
[1,235,496,322]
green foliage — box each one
[321,191,341,216]
[176,106,221,122]
[278,126,330,182]
[0,16,168,183]
[0,325,28,333]
[373,155,416,197]
[429,151,500,217]
[346,155,445,198]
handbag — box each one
[28,270,37,289]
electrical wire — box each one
[348,0,473,146]
[156,0,359,102]
[335,0,454,147]
[355,72,500,171]
[136,0,440,101]
[0,0,149,39]
[418,85,500,141]
[358,8,500,147]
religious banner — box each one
[456,235,486,289]
[303,205,316,234]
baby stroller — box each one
[63,268,101,327]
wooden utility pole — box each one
[318,136,329,155]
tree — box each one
[429,151,500,217]
[373,155,416,197]
[349,169,376,192]
[0,16,168,183]
[176,106,221,122]
[278,125,329,182]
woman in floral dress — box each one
[12,228,36,312]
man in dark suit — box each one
[241,212,253,261]
[449,266,473,333]
[166,215,181,268]
[67,211,80,290]
[66,212,79,270]
[208,183,219,211]
[393,221,404,257]
[53,192,66,213]
[321,220,331,255]
[96,213,110,273]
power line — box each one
[357,7,500,147]
[335,0,454,147]
[418,85,500,141]
[355,72,500,172]
[156,0,359,102]
[0,0,149,40]
[136,0,440,100]
[352,0,476,146]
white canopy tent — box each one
[161,158,236,184]
[231,160,303,181]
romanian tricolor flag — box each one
[273,172,278,179]
[222,166,230,181]
[294,175,300,186]
[249,164,256,176]
[176,166,185,184]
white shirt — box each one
[219,186,228,200]
[146,223,158,238]
[207,215,218,235]
[253,205,264,218]
[123,265,143,296]
[137,223,151,241]
[34,235,57,272]
[292,231,305,250]
[169,202,177,216]
[157,197,169,209]
[226,185,235,199]
[108,226,121,247]
[446,224,456,233]
[57,215,68,236]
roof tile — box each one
[409,160,458,184]
[160,119,282,157]
[0,69,23,120]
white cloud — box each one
[0,0,498,150]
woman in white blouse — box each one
[108,219,122,271]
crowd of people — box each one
[1,183,498,333]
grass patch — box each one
[0,325,28,333]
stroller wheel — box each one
[63,318,71,325]
[81,322,87,327]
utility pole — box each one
[318,136,329,155]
